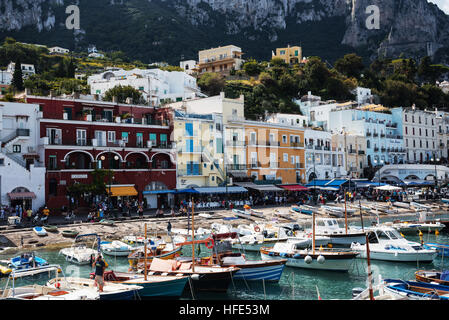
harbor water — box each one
[1,217,449,300]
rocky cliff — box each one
[0,0,448,63]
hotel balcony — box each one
[226,140,245,147]
[226,164,247,171]
[374,147,379,152]
[306,144,314,149]
[177,168,204,176]
[366,131,372,136]
[177,145,203,153]
[373,133,379,137]
[250,162,261,168]
[386,122,397,128]
[295,163,304,169]
[290,142,305,148]
[358,150,365,155]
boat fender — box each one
[293,253,301,259]
[304,255,312,264]
[317,255,325,264]
[191,274,200,281]
[280,253,288,258]
[254,226,261,232]
[55,282,61,289]
[436,230,440,236]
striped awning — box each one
[108,186,138,197]
[7,192,36,200]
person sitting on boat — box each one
[93,254,107,292]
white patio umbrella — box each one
[375,185,402,191]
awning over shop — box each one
[279,184,309,191]
[356,181,387,188]
[228,171,249,179]
[176,189,199,194]
[7,192,36,200]
[193,186,248,194]
[305,179,350,188]
[108,186,138,197]
[234,182,282,192]
[142,190,176,195]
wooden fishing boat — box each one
[184,232,287,282]
[384,279,449,300]
[94,271,189,299]
[141,258,240,293]
[291,206,313,216]
[128,244,182,269]
[62,230,79,238]
[415,270,449,286]
[43,225,58,233]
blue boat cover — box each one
[441,271,449,281]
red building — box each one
[26,95,176,210]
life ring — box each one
[205,238,215,249]
[254,226,261,232]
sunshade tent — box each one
[193,186,248,194]
[108,186,138,197]
[375,185,403,191]
[279,185,309,191]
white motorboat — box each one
[47,277,143,300]
[305,218,367,247]
[260,238,359,272]
[0,265,99,300]
[350,226,438,262]
[101,241,138,257]
[59,244,98,265]
[385,221,445,235]
[122,235,145,245]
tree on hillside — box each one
[243,59,263,76]
[11,59,24,92]
[334,53,365,79]
[103,85,146,104]
[197,72,225,96]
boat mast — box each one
[144,223,147,281]
[366,233,374,300]
[312,211,316,255]
[344,190,348,234]
[191,197,195,273]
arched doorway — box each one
[8,187,35,211]
[308,172,317,182]
[65,152,93,169]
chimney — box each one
[49,90,55,98]
[239,94,244,102]
[112,96,118,103]
[73,91,80,99]
[94,94,99,101]
[126,97,133,105]
[25,88,30,96]
[220,92,225,99]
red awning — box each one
[7,192,37,200]
[279,185,309,191]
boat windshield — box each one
[386,229,402,240]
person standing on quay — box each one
[93,254,107,292]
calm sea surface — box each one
[1,213,449,300]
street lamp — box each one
[100,153,120,206]
[373,159,384,186]
[431,155,440,193]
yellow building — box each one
[197,45,245,74]
[272,46,302,65]
[173,112,226,189]
[225,119,306,184]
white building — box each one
[0,102,45,211]
[49,46,70,55]
[401,106,440,164]
[7,62,35,78]
[0,71,12,85]
[266,113,309,127]
[88,68,202,106]
[304,128,346,182]
[180,60,197,75]
[439,81,449,94]
[374,164,449,186]
[435,109,449,161]
[352,87,373,105]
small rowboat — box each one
[33,227,47,237]
[62,230,79,238]
[384,279,449,300]
[415,270,449,286]
[43,225,58,233]
[423,243,449,257]
[100,219,115,226]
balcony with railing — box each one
[177,168,204,176]
[295,163,304,169]
[226,164,247,171]
[315,145,323,150]
[358,150,365,155]
[177,145,203,153]
[386,122,397,128]
[226,140,245,147]
[250,161,261,168]
[290,142,304,148]
[373,132,379,137]
[374,147,379,152]
[366,131,372,137]
[306,144,314,149]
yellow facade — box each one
[242,121,305,184]
[173,115,225,189]
[273,46,302,65]
[197,45,244,74]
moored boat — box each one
[47,277,143,300]
[383,279,449,300]
[43,225,58,233]
[96,270,189,299]
[62,230,79,238]
[415,270,449,286]
[33,227,47,237]
[8,252,48,270]
[351,226,438,262]
[423,243,449,257]
[59,244,98,265]
[101,241,136,257]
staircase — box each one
[202,146,226,180]
[1,129,30,149]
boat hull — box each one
[384,279,449,300]
[355,250,437,262]
[315,233,366,247]
[232,239,285,252]
[423,243,449,257]
[260,249,356,272]
[123,277,189,298]
[187,270,237,293]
